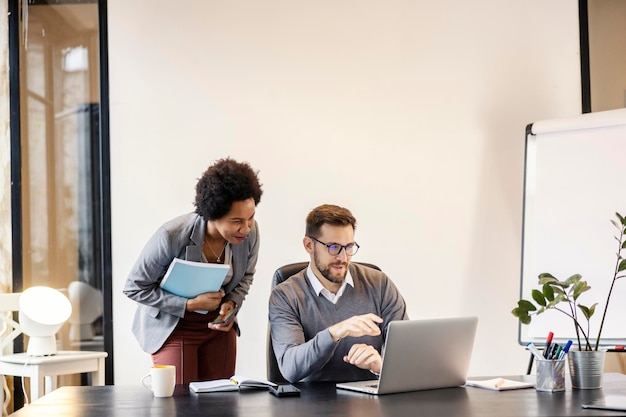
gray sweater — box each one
[268,263,408,382]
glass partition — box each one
[16,0,106,385]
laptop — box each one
[336,316,478,395]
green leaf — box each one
[565,274,582,284]
[618,212,626,226]
[517,299,537,312]
[532,289,546,306]
[619,259,626,272]
[543,283,555,301]
[540,277,568,289]
[579,305,591,319]
[511,308,531,324]
[572,280,590,300]
[622,241,626,249]
[538,274,559,287]
[546,293,565,308]
[579,303,597,320]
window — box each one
[6,0,112,408]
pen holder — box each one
[536,359,566,392]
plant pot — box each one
[567,350,606,389]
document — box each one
[465,378,535,391]
[189,375,277,393]
[159,258,230,298]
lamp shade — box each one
[68,281,103,341]
[19,286,72,356]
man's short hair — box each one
[305,204,357,238]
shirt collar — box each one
[306,264,353,303]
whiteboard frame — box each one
[519,108,626,348]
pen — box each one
[526,342,545,360]
[542,332,554,359]
[604,345,625,351]
[546,343,558,359]
[553,345,563,360]
[558,340,572,360]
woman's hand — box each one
[208,300,237,332]
[186,289,224,312]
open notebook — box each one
[336,317,478,395]
[189,375,276,393]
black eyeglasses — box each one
[307,236,360,256]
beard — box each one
[313,251,348,284]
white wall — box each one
[108,0,581,385]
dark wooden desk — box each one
[10,373,626,417]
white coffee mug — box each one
[141,365,176,397]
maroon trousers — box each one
[151,310,236,384]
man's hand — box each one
[186,289,224,312]
[208,300,237,332]
[343,343,382,374]
[328,313,383,342]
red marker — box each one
[542,332,554,359]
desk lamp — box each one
[68,281,103,341]
[19,286,72,356]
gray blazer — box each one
[123,212,260,354]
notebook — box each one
[336,317,478,395]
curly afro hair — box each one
[194,158,263,221]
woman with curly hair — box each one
[124,158,263,384]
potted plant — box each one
[512,212,626,388]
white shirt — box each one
[306,265,353,304]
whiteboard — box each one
[519,108,626,347]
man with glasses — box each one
[269,204,408,382]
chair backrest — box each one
[0,293,22,352]
[266,262,381,383]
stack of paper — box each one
[160,258,230,298]
[465,378,535,391]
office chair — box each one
[266,262,381,383]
